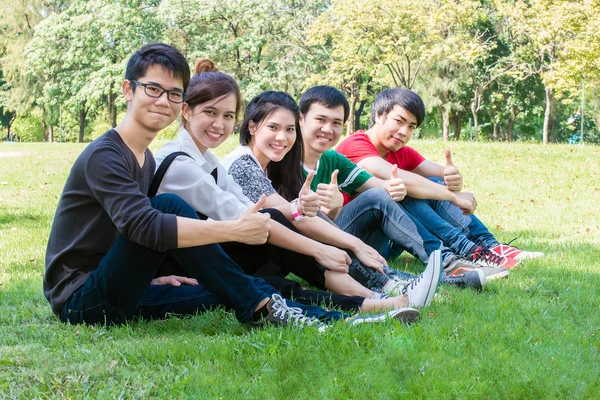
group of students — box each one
[44,43,543,331]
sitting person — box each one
[152,59,420,321]
[44,43,371,331]
[294,85,508,287]
[221,90,441,306]
[336,87,544,266]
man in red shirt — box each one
[337,88,543,265]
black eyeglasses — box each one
[130,80,186,104]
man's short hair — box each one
[299,86,350,123]
[370,88,426,128]
[125,43,190,92]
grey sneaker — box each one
[371,292,391,300]
[444,255,509,281]
[444,269,486,290]
[347,307,421,325]
[385,250,442,307]
[263,294,328,332]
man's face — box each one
[374,105,418,152]
[300,102,345,155]
[123,64,184,133]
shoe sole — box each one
[480,267,510,280]
[421,250,441,307]
[388,307,421,325]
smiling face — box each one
[182,93,237,153]
[300,102,345,155]
[123,64,183,134]
[248,108,297,169]
[374,105,418,152]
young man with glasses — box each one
[43,43,348,330]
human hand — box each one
[452,191,477,215]
[313,244,351,273]
[316,169,344,210]
[385,165,407,201]
[151,275,198,286]
[298,170,319,217]
[444,150,463,192]
[353,242,387,274]
[236,194,271,244]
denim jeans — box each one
[400,177,498,256]
[59,194,344,325]
[334,188,455,264]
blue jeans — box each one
[400,177,498,256]
[59,194,344,325]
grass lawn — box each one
[1,136,599,399]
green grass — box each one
[1,137,600,399]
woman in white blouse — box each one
[154,59,416,317]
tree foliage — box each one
[1,0,599,143]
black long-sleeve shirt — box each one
[44,129,178,315]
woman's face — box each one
[248,108,297,169]
[182,93,237,153]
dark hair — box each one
[239,91,304,201]
[125,43,190,92]
[182,59,242,127]
[299,85,350,123]
[369,88,426,128]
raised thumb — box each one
[445,149,453,167]
[330,169,339,185]
[302,170,315,194]
[390,164,398,179]
[249,194,266,213]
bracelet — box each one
[290,199,306,221]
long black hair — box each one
[239,91,304,201]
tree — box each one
[496,0,591,144]
[23,0,164,142]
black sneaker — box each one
[260,294,328,332]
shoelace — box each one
[270,295,318,327]
[470,248,505,266]
[401,274,423,295]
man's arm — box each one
[357,156,476,214]
[177,196,271,248]
[411,159,444,179]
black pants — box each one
[220,208,365,312]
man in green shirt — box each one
[298,86,506,287]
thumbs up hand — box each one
[298,170,319,218]
[443,149,463,192]
[385,165,407,201]
[236,194,271,244]
[316,169,344,211]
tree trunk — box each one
[507,106,516,142]
[48,124,54,143]
[441,108,450,142]
[470,98,479,141]
[108,92,117,128]
[493,122,498,141]
[550,116,556,143]
[452,111,463,140]
[543,86,553,145]
[79,108,87,143]
[355,99,367,132]
[346,80,357,136]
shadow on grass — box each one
[0,210,48,228]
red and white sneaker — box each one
[468,247,519,269]
[489,244,544,261]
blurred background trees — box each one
[1,0,598,144]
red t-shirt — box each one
[336,130,425,171]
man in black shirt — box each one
[44,43,343,329]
